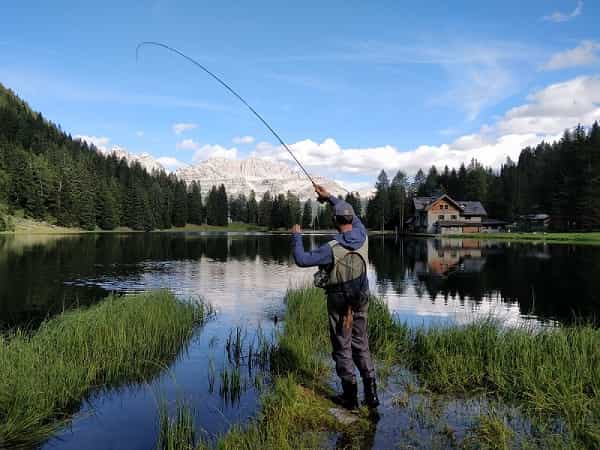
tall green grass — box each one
[271,288,600,448]
[412,319,600,447]
[0,290,207,448]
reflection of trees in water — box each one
[368,236,410,297]
[369,237,600,324]
[2,234,599,327]
[0,234,298,327]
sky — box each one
[2,0,600,191]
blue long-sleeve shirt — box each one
[291,196,367,268]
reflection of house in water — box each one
[415,239,486,278]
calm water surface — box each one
[1,233,599,449]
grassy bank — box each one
[0,290,208,448]
[0,216,268,235]
[163,287,600,449]
[438,231,600,245]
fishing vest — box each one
[326,238,369,287]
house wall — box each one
[426,199,461,233]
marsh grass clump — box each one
[157,401,196,450]
[0,290,207,448]
[411,319,600,447]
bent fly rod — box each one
[136,41,319,188]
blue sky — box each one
[2,0,600,189]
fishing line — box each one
[135,41,319,187]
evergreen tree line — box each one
[2,83,599,232]
[364,123,600,232]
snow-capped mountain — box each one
[102,146,165,174]
[176,156,349,201]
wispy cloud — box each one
[261,39,543,121]
[136,131,144,137]
[176,138,200,151]
[232,135,255,144]
[173,123,198,135]
[542,1,583,23]
[543,40,600,70]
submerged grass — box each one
[0,290,208,448]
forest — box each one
[1,82,599,232]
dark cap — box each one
[334,200,355,218]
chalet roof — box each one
[413,194,487,217]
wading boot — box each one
[331,380,359,410]
[363,378,380,409]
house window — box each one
[451,215,457,220]
[444,205,449,209]
[465,217,471,221]
[438,215,444,220]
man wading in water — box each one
[290,185,379,410]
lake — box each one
[1,233,599,449]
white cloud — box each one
[176,139,201,151]
[543,40,600,70]
[74,135,110,152]
[172,123,198,135]
[255,76,600,177]
[232,135,255,144]
[136,130,144,137]
[156,156,187,171]
[498,76,600,135]
[542,1,583,22]
[192,144,238,162]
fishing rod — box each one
[135,41,319,188]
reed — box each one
[157,401,196,450]
[0,290,207,448]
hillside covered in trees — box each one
[1,82,599,232]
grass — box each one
[158,400,196,450]
[155,287,600,448]
[221,288,600,449]
[0,290,208,448]
[411,319,600,447]
[157,222,268,233]
[439,232,600,245]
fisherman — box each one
[290,184,379,410]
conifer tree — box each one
[301,199,313,228]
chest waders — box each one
[320,238,369,331]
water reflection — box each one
[2,233,599,449]
[2,233,600,328]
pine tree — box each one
[172,181,188,227]
[301,199,313,228]
[286,191,301,228]
[390,170,408,231]
[188,181,203,225]
[258,191,273,227]
[247,190,258,224]
[366,170,391,230]
[216,184,229,226]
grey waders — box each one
[315,238,379,409]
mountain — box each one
[98,145,165,174]
[176,156,349,200]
